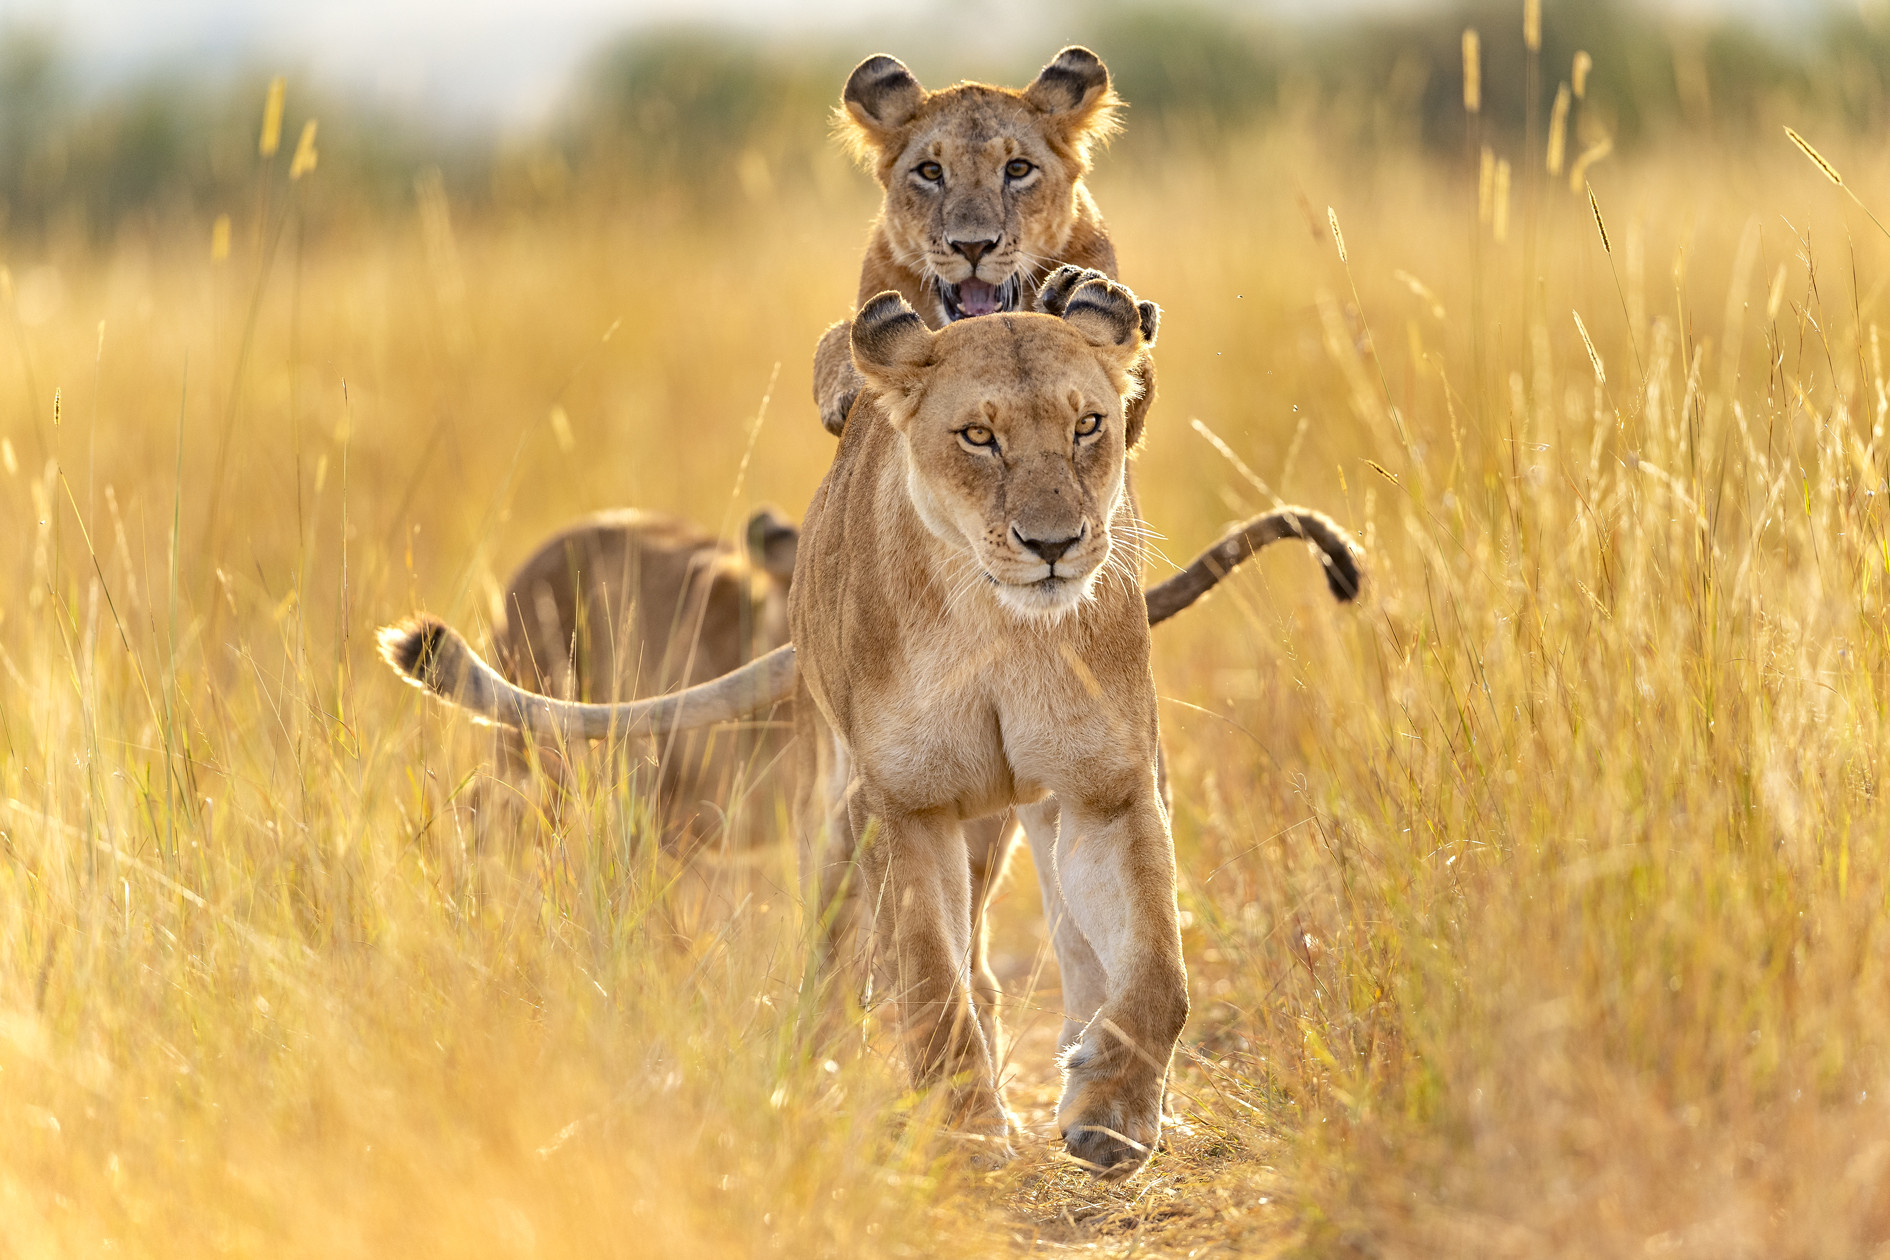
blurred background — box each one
[0,0,1883,239]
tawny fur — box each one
[488,507,797,846]
[811,47,1136,437]
[791,275,1185,1177]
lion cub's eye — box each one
[960,425,997,450]
[1075,413,1103,440]
[916,161,944,182]
[1004,159,1034,180]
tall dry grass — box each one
[4,70,1890,1258]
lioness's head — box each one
[838,48,1121,325]
[852,267,1159,622]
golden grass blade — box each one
[1573,309,1606,383]
[1573,50,1592,98]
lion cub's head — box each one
[838,48,1120,325]
[852,267,1159,622]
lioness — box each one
[382,270,1200,1177]
[812,46,1129,436]
[489,506,799,845]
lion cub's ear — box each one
[838,55,927,167]
[850,291,937,418]
[1023,47,1122,162]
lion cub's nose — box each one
[951,237,999,267]
[1012,524,1083,565]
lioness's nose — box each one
[1013,524,1083,565]
[951,237,999,267]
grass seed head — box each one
[1328,206,1347,263]
[1573,50,1593,98]
[290,120,319,180]
[1785,126,1843,186]
[1587,183,1611,255]
[1525,0,1541,52]
[1547,83,1571,174]
[259,76,286,158]
[1571,137,1613,193]
[1572,309,1606,383]
[1463,29,1481,113]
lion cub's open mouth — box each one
[940,275,1021,322]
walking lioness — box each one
[382,270,1189,1176]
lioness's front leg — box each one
[852,795,1014,1160]
[812,320,866,437]
[1016,797,1109,1053]
[1051,786,1188,1179]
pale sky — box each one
[0,0,1831,127]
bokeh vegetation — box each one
[7,1,1890,1255]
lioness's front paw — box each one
[1055,1037,1166,1179]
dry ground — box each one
[5,117,1890,1256]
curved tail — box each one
[381,505,1357,737]
[378,615,798,742]
[1144,506,1363,626]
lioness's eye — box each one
[1005,159,1034,180]
[1075,413,1102,439]
[916,161,943,182]
[960,425,996,449]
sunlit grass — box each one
[5,102,1890,1256]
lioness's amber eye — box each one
[917,161,943,182]
[1005,159,1034,179]
[961,425,996,447]
[1075,413,1102,438]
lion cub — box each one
[795,269,1182,1176]
[812,46,1131,436]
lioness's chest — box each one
[848,632,1151,817]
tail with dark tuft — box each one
[1144,507,1365,626]
[378,615,459,695]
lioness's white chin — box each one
[991,573,1097,621]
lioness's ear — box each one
[837,55,926,168]
[851,291,936,409]
[1023,47,1121,163]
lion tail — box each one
[378,614,798,740]
[1144,506,1363,627]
